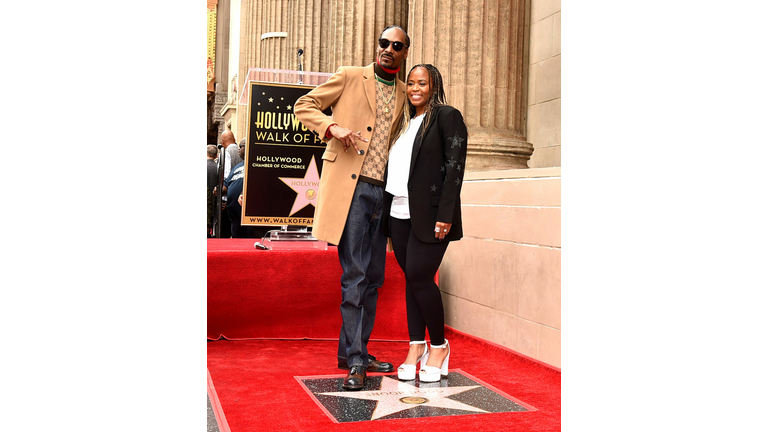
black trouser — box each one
[228,205,244,238]
[219,203,232,238]
[389,217,450,345]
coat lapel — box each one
[363,64,377,115]
[387,78,407,151]
[392,80,406,128]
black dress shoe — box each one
[338,355,395,373]
[342,365,366,391]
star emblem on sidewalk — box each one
[318,376,487,420]
[299,370,535,423]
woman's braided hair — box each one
[391,64,447,145]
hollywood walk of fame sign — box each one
[241,81,331,227]
[296,371,536,423]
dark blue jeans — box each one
[336,181,387,367]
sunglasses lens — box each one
[378,39,405,52]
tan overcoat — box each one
[294,63,406,245]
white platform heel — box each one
[419,339,449,382]
[397,341,428,380]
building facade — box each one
[211,0,561,368]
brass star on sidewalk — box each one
[318,376,487,420]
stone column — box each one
[407,0,533,171]
[236,0,283,134]
[237,0,409,131]
[325,0,409,73]
[215,0,230,87]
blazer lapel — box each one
[409,113,439,180]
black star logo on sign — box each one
[252,87,308,116]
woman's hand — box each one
[434,221,452,241]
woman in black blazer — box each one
[382,64,468,382]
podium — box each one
[240,68,334,250]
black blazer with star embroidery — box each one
[383,105,469,243]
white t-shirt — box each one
[385,114,425,219]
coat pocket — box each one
[322,151,337,162]
[430,195,440,206]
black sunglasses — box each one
[378,38,406,52]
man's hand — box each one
[329,124,368,154]
[238,193,243,206]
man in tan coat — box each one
[294,25,409,390]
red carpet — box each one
[208,239,409,341]
[207,239,560,431]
